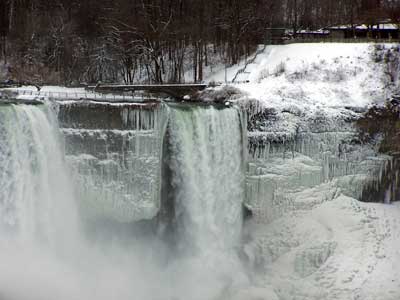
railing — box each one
[0,89,166,103]
[283,37,400,45]
[232,45,267,83]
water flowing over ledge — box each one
[0,104,79,247]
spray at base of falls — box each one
[0,103,89,300]
[0,101,249,300]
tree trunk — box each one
[2,36,7,65]
[193,43,198,83]
[8,0,14,32]
[198,41,203,82]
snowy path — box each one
[233,46,271,83]
[206,45,269,83]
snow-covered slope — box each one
[228,43,399,110]
[241,198,400,300]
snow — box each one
[232,43,396,111]
[4,85,86,93]
[207,44,398,149]
[329,23,399,30]
[1,86,162,103]
[243,197,400,300]
[355,24,369,30]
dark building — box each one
[362,0,382,11]
[266,28,289,44]
[328,22,399,39]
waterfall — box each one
[164,104,248,300]
[0,103,87,300]
[0,104,78,248]
[168,104,246,252]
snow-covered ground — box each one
[242,197,400,300]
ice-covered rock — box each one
[59,101,169,222]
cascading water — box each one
[168,105,246,253]
[0,104,78,247]
[0,103,86,300]
[164,105,248,300]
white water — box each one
[169,105,245,252]
[0,104,79,247]
[0,104,84,300]
[0,103,248,300]
[166,105,248,299]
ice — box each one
[62,104,169,222]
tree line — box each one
[0,0,399,85]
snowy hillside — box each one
[209,43,399,110]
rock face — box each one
[58,101,169,222]
[356,101,400,203]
